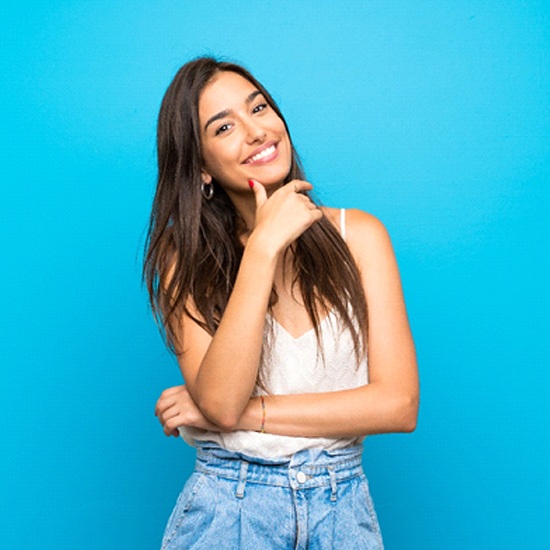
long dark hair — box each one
[144,57,367,362]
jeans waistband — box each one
[195,441,364,492]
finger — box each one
[155,384,188,416]
[290,180,313,194]
[160,385,184,398]
[155,387,181,414]
[154,399,164,417]
[155,394,177,417]
[164,415,185,435]
[249,179,267,208]
[296,192,319,212]
[297,192,313,203]
[158,403,181,425]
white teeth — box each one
[249,145,275,163]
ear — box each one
[201,169,212,184]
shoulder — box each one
[345,208,390,243]
[322,207,394,269]
[321,206,390,243]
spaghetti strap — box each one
[340,208,346,241]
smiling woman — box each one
[144,56,418,549]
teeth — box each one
[249,145,275,163]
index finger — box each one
[288,180,313,194]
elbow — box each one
[401,414,418,434]
[190,382,245,431]
[395,393,419,433]
[214,414,240,432]
[198,399,242,432]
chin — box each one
[258,165,293,186]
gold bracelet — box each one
[260,396,266,433]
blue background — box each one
[2,1,549,548]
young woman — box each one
[146,57,419,549]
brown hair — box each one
[143,57,367,362]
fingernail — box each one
[248,180,254,189]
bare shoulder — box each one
[322,206,390,242]
[342,208,395,269]
[345,208,389,239]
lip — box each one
[242,141,279,165]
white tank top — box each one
[179,209,369,459]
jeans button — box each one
[296,471,307,484]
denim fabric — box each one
[161,442,384,549]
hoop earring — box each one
[201,181,214,200]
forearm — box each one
[180,181,323,430]
[190,237,278,428]
[237,383,419,438]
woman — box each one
[146,57,419,549]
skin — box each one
[155,71,419,439]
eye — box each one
[215,122,232,136]
[252,102,268,114]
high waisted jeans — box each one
[161,441,384,549]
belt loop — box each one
[328,466,337,502]
[236,460,249,499]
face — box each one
[198,71,292,198]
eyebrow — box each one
[203,90,263,132]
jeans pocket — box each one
[354,475,384,548]
[161,472,207,549]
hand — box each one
[154,385,221,437]
[249,179,323,255]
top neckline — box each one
[265,209,345,341]
[266,308,336,341]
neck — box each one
[229,193,257,235]
[227,180,285,233]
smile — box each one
[243,143,278,165]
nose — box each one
[243,117,266,143]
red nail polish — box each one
[248,180,254,189]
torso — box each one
[179,207,369,459]
[268,206,341,339]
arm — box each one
[166,180,322,430]
[234,209,418,437]
[157,209,419,438]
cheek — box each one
[270,117,287,136]
[202,143,227,171]
[202,142,243,182]
[280,134,292,165]
[273,124,291,154]
[208,138,240,164]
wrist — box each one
[238,396,264,432]
[260,395,266,433]
[245,231,283,262]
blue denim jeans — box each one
[161,441,384,549]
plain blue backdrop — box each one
[1,1,549,548]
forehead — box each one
[199,71,258,118]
